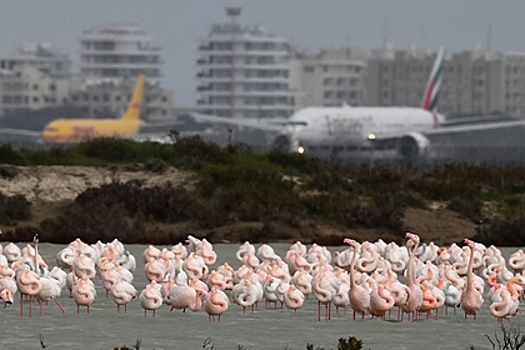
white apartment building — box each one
[77,23,173,120]
[289,47,367,109]
[69,77,173,120]
[1,41,71,78]
[79,23,162,83]
[195,14,296,119]
[0,42,71,116]
[364,45,525,120]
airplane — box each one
[189,47,525,164]
[0,74,185,147]
[42,75,145,144]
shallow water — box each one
[0,243,522,350]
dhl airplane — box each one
[42,75,145,143]
[191,47,525,163]
[0,75,152,146]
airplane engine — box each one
[273,135,291,151]
[396,132,430,161]
[272,134,300,153]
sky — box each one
[1,1,525,105]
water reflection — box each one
[0,242,522,350]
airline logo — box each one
[422,47,444,112]
[71,126,96,142]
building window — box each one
[323,78,333,86]
[304,65,314,73]
[33,84,39,90]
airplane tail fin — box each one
[122,75,145,121]
[421,47,444,111]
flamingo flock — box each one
[0,232,525,323]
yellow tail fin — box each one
[122,75,145,121]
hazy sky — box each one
[1,1,524,105]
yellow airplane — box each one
[42,75,145,144]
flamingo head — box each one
[463,238,473,246]
[0,289,13,304]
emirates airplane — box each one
[191,47,525,163]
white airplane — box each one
[190,47,525,163]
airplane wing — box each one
[0,127,44,147]
[139,121,185,133]
[190,112,304,134]
[370,119,525,159]
[0,127,42,137]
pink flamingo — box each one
[15,265,42,317]
[312,271,337,321]
[284,284,305,311]
[460,238,484,319]
[144,258,167,283]
[72,275,96,314]
[0,276,17,306]
[111,279,137,313]
[401,232,423,321]
[36,276,66,316]
[343,238,370,320]
[204,286,229,322]
[165,280,203,313]
[369,281,395,319]
[139,280,163,317]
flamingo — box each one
[0,276,17,306]
[4,243,21,264]
[236,241,256,262]
[292,270,313,300]
[72,275,96,314]
[16,265,42,317]
[343,238,370,320]
[312,271,337,321]
[139,280,163,317]
[111,279,137,313]
[460,238,484,319]
[369,281,395,319]
[284,285,305,311]
[36,276,66,316]
[401,232,423,321]
[144,257,167,283]
[204,286,229,322]
[165,280,203,313]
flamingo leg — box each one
[29,296,33,317]
[19,292,23,317]
[53,298,66,314]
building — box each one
[364,44,440,108]
[364,44,525,120]
[0,42,71,116]
[77,23,173,121]
[289,47,367,109]
[195,8,296,119]
[69,77,173,120]
[1,41,71,78]
[79,23,162,83]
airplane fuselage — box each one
[43,119,141,144]
[287,106,445,157]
